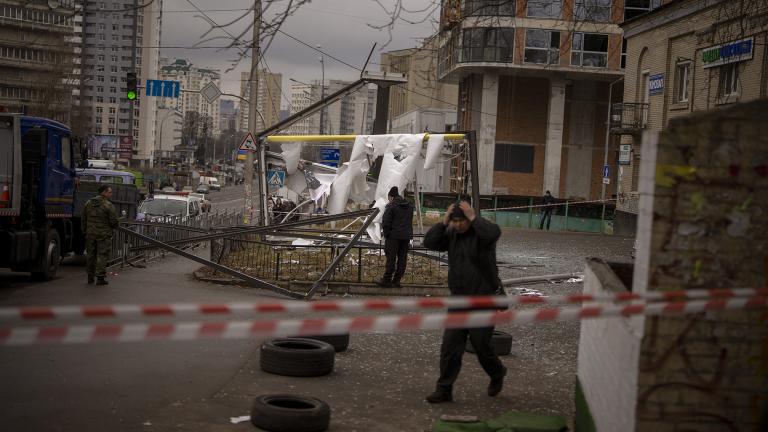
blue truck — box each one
[0,114,81,279]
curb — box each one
[192,269,450,297]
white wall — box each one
[577,259,644,432]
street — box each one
[0,198,634,431]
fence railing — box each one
[610,102,649,131]
[109,209,244,266]
[209,236,447,286]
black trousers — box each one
[383,238,409,282]
[539,209,552,230]
[436,326,505,394]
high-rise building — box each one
[157,58,222,141]
[0,1,79,124]
[79,0,163,167]
[288,80,375,136]
[239,69,282,133]
[287,82,318,135]
[219,99,236,132]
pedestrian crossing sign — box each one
[267,170,285,187]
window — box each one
[96,117,103,124]
[98,34,105,41]
[524,29,560,64]
[621,39,627,69]
[109,107,116,114]
[109,87,116,94]
[571,33,608,67]
[674,62,690,103]
[98,23,105,30]
[494,144,535,173]
[97,76,105,82]
[96,96,104,103]
[461,27,514,63]
[625,0,661,21]
[719,63,738,97]
[96,86,104,92]
[61,136,71,169]
[97,54,105,61]
[109,96,116,103]
[108,128,115,135]
[574,0,611,22]
[96,107,103,114]
[462,0,515,16]
[110,65,118,72]
[110,76,117,83]
[527,0,562,18]
[110,55,118,62]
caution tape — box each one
[1,288,765,323]
[1,297,765,345]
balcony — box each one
[610,103,649,134]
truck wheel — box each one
[32,229,60,281]
[250,394,330,432]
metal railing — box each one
[109,209,244,266]
[210,236,447,286]
[610,103,649,131]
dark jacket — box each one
[382,196,414,240]
[82,195,119,240]
[543,193,554,211]
[423,217,501,296]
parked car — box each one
[182,185,194,192]
[137,192,202,223]
[200,176,221,191]
[196,183,210,194]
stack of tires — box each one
[252,334,349,431]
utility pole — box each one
[244,0,262,225]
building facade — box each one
[155,107,182,161]
[613,0,768,234]
[0,0,79,124]
[437,0,661,199]
[79,0,162,167]
[239,69,282,133]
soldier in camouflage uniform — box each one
[82,185,119,285]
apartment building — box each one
[80,0,162,167]
[239,69,282,133]
[437,0,661,199]
[287,82,319,135]
[158,58,221,141]
[0,0,78,124]
[613,0,768,234]
[381,37,459,134]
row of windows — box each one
[0,46,66,64]
[453,0,659,22]
[457,27,610,68]
[670,62,739,104]
[0,85,43,101]
[0,5,74,27]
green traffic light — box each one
[127,91,137,100]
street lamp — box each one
[156,108,176,167]
[317,44,325,135]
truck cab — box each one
[0,114,77,279]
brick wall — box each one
[634,100,768,430]
[618,0,768,218]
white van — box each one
[137,192,203,222]
[200,176,221,191]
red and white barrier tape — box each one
[1,297,765,346]
[1,288,765,323]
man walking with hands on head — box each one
[378,186,414,288]
[422,200,507,403]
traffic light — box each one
[126,72,137,101]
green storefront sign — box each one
[702,37,754,68]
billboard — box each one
[87,135,132,160]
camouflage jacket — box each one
[82,195,119,239]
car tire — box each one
[260,338,335,377]
[250,394,330,432]
[32,229,60,281]
[303,334,350,352]
[465,330,513,356]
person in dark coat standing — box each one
[539,190,554,230]
[422,201,507,403]
[378,186,414,288]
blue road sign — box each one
[267,170,285,187]
[146,80,181,98]
[320,148,340,161]
[603,164,610,178]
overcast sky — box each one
[161,0,439,108]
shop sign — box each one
[702,37,754,68]
[649,74,664,96]
[619,144,631,165]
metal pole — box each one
[467,131,481,215]
[602,77,623,222]
[318,46,325,135]
[244,0,262,226]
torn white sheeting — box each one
[281,143,302,175]
[352,133,425,158]
[423,134,445,170]
[308,173,335,204]
[285,172,307,194]
[328,159,369,214]
[291,238,313,246]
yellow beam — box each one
[265,133,467,143]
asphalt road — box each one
[209,184,246,213]
[0,217,634,431]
